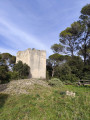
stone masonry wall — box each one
[16,48,46,79]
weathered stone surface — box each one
[16,48,46,79]
[66,91,75,97]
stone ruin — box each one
[16,48,46,79]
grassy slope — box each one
[0,84,90,120]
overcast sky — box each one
[0,0,90,57]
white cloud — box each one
[0,17,52,57]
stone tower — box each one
[16,48,46,79]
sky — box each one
[0,0,90,58]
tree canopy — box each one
[81,4,90,15]
[51,43,64,53]
[60,21,83,56]
[48,4,90,81]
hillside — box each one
[0,79,90,120]
[0,79,50,95]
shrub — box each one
[82,73,90,80]
[60,74,79,82]
[8,71,19,80]
[0,65,9,83]
[53,63,80,82]
[46,71,49,80]
[13,61,30,79]
[67,56,84,79]
[82,65,90,80]
[54,63,71,78]
[48,78,64,87]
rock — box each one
[66,91,75,97]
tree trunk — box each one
[84,32,88,65]
[52,67,54,77]
[84,43,87,65]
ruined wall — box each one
[16,48,46,79]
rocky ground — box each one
[0,79,49,95]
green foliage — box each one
[82,65,90,80]
[0,53,16,66]
[49,53,62,61]
[59,4,90,59]
[49,53,65,66]
[82,73,90,80]
[51,43,64,53]
[46,71,50,80]
[46,59,52,78]
[60,21,82,56]
[60,27,72,37]
[59,63,71,75]
[13,61,30,79]
[48,54,89,82]
[78,44,90,65]
[0,65,9,83]
[8,71,19,80]
[87,45,90,62]
[0,53,17,83]
[23,63,30,76]
[71,22,83,35]
[48,78,64,87]
[50,7,90,80]
[79,4,90,64]
[0,55,6,65]
[54,63,71,77]
[1,53,12,60]
[9,56,16,65]
[0,54,2,60]
[54,63,79,82]
[81,4,90,15]
[67,56,84,79]
[47,55,71,78]
[60,74,79,82]
[64,55,71,61]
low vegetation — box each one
[0,79,90,120]
[48,78,64,87]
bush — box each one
[82,73,90,80]
[8,71,19,80]
[82,65,90,80]
[63,80,76,85]
[0,65,9,83]
[53,63,80,82]
[13,61,30,79]
[48,78,64,87]
[54,63,71,78]
[46,71,49,80]
[67,56,84,79]
[60,74,79,82]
